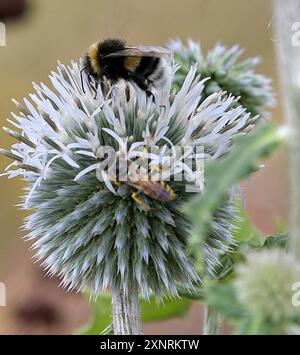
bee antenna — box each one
[80,67,87,94]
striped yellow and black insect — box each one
[81,38,173,99]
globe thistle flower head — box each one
[1,59,256,299]
[169,39,275,117]
[235,250,300,324]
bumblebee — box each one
[81,39,173,99]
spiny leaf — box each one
[232,199,263,247]
[185,124,283,262]
[262,232,288,250]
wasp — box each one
[99,150,176,208]
[113,166,176,208]
[127,179,176,206]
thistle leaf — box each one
[185,124,283,262]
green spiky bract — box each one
[169,39,275,117]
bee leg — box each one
[128,72,155,103]
[93,81,99,99]
[89,81,99,99]
[131,191,143,205]
[146,90,156,103]
[80,67,87,94]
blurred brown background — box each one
[0,0,288,334]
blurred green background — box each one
[0,0,287,334]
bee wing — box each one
[104,45,173,59]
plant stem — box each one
[273,0,300,259]
[112,283,143,335]
[203,305,219,335]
